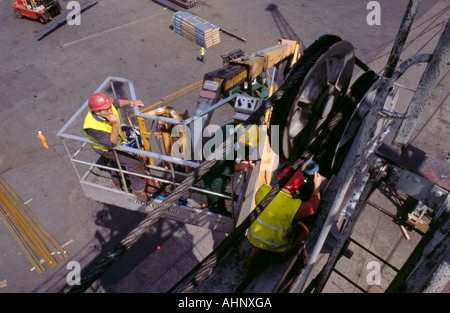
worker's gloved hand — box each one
[235,160,256,172]
[313,172,322,194]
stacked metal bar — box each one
[152,0,183,12]
[167,0,197,9]
[0,177,69,274]
[173,11,221,48]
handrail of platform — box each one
[57,76,241,205]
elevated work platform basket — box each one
[57,76,261,233]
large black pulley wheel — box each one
[316,70,379,177]
[270,37,355,163]
[328,71,379,175]
[329,71,399,175]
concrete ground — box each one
[0,0,448,294]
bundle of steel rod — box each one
[168,0,197,9]
[0,177,69,274]
[173,11,221,48]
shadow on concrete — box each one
[90,205,179,292]
[358,4,448,68]
[376,182,418,224]
[50,200,228,293]
[265,4,303,43]
[53,203,193,293]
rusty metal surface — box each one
[376,143,450,191]
[383,0,421,78]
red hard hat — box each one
[88,93,114,111]
[278,166,304,190]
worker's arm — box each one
[117,99,144,108]
[294,172,322,220]
[85,128,117,148]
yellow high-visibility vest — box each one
[83,105,126,152]
[247,184,302,252]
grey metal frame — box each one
[291,1,449,293]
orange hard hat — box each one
[278,166,304,190]
[88,93,114,111]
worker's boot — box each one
[210,199,230,216]
[243,247,266,273]
[132,187,149,202]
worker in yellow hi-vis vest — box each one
[83,92,149,202]
[244,165,322,272]
[199,47,206,63]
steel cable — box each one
[171,108,344,293]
